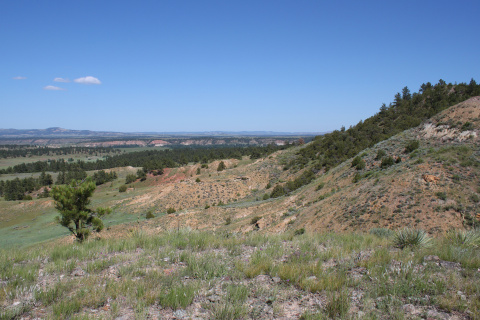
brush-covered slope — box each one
[96,96,480,238]
[258,97,480,234]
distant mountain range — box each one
[0,127,322,138]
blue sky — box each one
[2,1,479,133]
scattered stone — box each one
[423,255,440,262]
[207,295,221,302]
[439,261,461,271]
[402,304,420,315]
[254,274,271,283]
[105,266,119,279]
[348,267,367,280]
[173,309,187,319]
[71,267,85,277]
[322,258,337,269]
[426,309,449,320]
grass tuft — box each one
[445,229,480,247]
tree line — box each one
[294,79,480,171]
[0,145,289,200]
[0,169,118,201]
[0,144,289,175]
[0,172,53,201]
[0,145,119,159]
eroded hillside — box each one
[102,97,480,238]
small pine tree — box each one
[217,161,226,172]
[270,185,286,198]
[146,211,155,219]
[51,179,111,242]
[125,174,137,184]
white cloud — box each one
[74,76,101,85]
[54,77,70,82]
[13,76,27,80]
[43,85,66,91]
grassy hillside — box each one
[2,229,480,319]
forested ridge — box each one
[295,79,480,170]
[0,144,288,200]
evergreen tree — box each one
[51,179,111,242]
[217,161,226,171]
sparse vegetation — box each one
[2,230,479,319]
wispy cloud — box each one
[74,76,101,85]
[13,76,27,80]
[43,85,66,91]
[54,77,70,83]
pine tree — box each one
[51,178,111,242]
[217,161,226,171]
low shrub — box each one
[435,192,447,201]
[369,228,394,238]
[375,149,386,160]
[405,140,420,153]
[351,156,366,170]
[380,156,395,168]
[146,211,155,219]
[294,228,305,236]
[250,216,261,225]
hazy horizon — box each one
[2,1,479,133]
